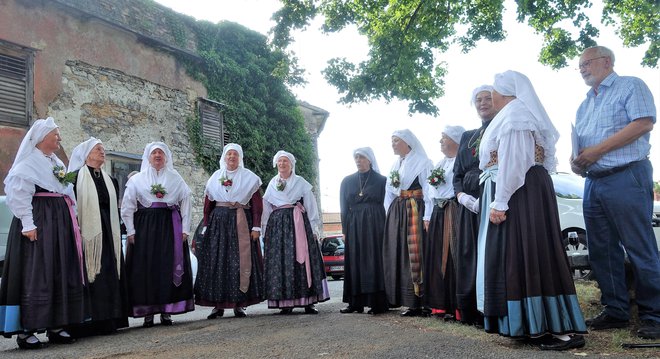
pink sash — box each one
[275,202,311,288]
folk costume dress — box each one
[477,71,587,338]
[423,150,460,317]
[194,143,265,310]
[121,142,194,318]
[452,85,493,325]
[262,151,330,309]
[68,138,129,335]
[0,118,86,338]
[339,147,388,313]
[383,130,433,309]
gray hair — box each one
[586,45,615,65]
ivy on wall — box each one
[178,19,316,187]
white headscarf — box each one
[4,117,73,196]
[471,85,494,106]
[443,125,466,145]
[388,129,432,195]
[480,70,559,171]
[206,143,261,205]
[126,141,190,207]
[263,150,312,206]
[353,147,380,173]
[68,137,102,172]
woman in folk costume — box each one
[339,147,388,315]
[423,125,465,319]
[478,71,587,350]
[382,129,433,317]
[0,117,85,349]
[262,151,330,314]
[67,138,129,336]
[121,142,194,327]
[195,143,264,319]
[453,85,497,326]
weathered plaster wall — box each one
[51,60,206,220]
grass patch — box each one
[413,280,660,357]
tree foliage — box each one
[271,0,659,116]
[188,21,316,186]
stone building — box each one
[0,0,328,225]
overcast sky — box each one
[155,0,660,212]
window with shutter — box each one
[197,98,227,150]
[0,41,33,127]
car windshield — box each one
[552,173,585,199]
[321,236,344,252]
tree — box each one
[271,0,659,116]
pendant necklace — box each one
[93,168,101,178]
[358,171,371,197]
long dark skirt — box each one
[382,196,425,308]
[483,166,587,337]
[263,207,329,308]
[423,201,458,316]
[125,206,194,317]
[342,203,387,311]
[69,216,129,336]
[194,206,264,308]
[0,194,86,336]
[454,205,481,324]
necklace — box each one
[467,128,483,148]
[93,168,101,178]
[358,171,371,197]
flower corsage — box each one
[427,167,446,187]
[150,183,167,198]
[276,177,286,191]
[389,170,400,188]
[220,176,233,188]
[53,165,77,185]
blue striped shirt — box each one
[575,72,656,172]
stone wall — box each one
[51,60,206,223]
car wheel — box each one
[562,231,593,281]
[331,275,343,281]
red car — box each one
[321,235,345,280]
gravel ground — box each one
[0,280,641,358]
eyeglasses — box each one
[578,56,607,70]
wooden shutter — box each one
[198,98,226,150]
[0,48,31,126]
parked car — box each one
[320,234,345,280]
[551,172,660,280]
[0,196,11,276]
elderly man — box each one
[572,45,659,339]
[452,86,498,326]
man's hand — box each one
[573,145,604,170]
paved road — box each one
[0,279,619,358]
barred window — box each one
[198,98,227,150]
[0,41,33,126]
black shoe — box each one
[47,330,76,344]
[207,308,224,319]
[367,308,387,315]
[400,308,422,317]
[637,320,660,339]
[143,317,154,328]
[160,314,173,326]
[585,311,629,330]
[16,335,46,349]
[279,308,293,315]
[540,335,586,351]
[233,307,247,318]
[304,305,319,314]
[340,306,364,314]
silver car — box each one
[552,172,660,280]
